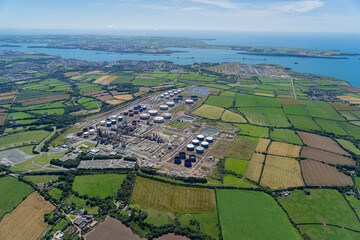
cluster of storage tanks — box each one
[186,135,214,154]
[159,89,183,99]
[79,126,96,138]
[174,152,197,168]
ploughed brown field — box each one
[17,94,70,106]
[301,147,355,166]
[297,131,350,156]
[155,234,190,240]
[0,112,7,125]
[255,138,271,153]
[0,192,55,240]
[84,90,114,101]
[85,216,143,240]
[301,160,353,186]
[246,153,265,182]
[0,91,18,97]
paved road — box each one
[35,126,56,152]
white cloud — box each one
[182,7,202,11]
[190,0,236,9]
[273,0,324,13]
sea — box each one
[0,30,359,86]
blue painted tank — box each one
[179,152,186,159]
[189,155,196,162]
[174,156,181,164]
[184,159,192,168]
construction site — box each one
[64,87,224,177]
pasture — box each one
[0,177,33,219]
[287,115,322,131]
[238,107,291,127]
[210,138,257,160]
[72,174,126,198]
[236,124,268,138]
[0,130,49,150]
[220,110,246,123]
[267,141,301,158]
[245,153,265,182]
[224,158,249,175]
[260,155,304,189]
[301,160,353,186]
[283,105,310,116]
[335,139,360,155]
[131,177,216,213]
[23,175,59,184]
[192,104,224,119]
[270,128,302,145]
[205,95,233,108]
[177,211,219,239]
[217,189,302,240]
[0,192,55,240]
[299,225,360,240]
[278,189,360,230]
[132,77,164,86]
[315,118,348,136]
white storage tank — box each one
[89,129,95,135]
[118,116,123,121]
[166,101,175,107]
[100,120,106,126]
[192,139,200,146]
[160,105,169,111]
[140,113,151,120]
[187,144,195,151]
[196,146,204,154]
[160,94,165,98]
[185,99,194,104]
[206,136,214,143]
[148,110,158,116]
[169,93,174,98]
[197,135,205,141]
[201,141,209,148]
[154,116,164,123]
[83,132,89,138]
[161,113,172,119]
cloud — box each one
[273,0,325,13]
[190,0,236,9]
[182,7,202,11]
[108,25,115,28]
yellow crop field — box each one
[260,155,304,189]
[114,94,133,100]
[106,99,123,105]
[246,153,265,182]
[94,75,118,84]
[192,104,225,120]
[221,110,246,123]
[337,95,360,104]
[131,177,216,213]
[267,141,301,158]
[84,70,102,75]
[0,192,55,240]
[255,138,271,153]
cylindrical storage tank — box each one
[185,99,194,104]
[164,92,169,96]
[179,152,186,159]
[197,135,205,141]
[169,93,174,98]
[100,120,106,126]
[146,121,150,125]
[178,95,183,100]
[140,113,150,120]
[142,106,147,110]
[106,121,112,127]
[118,116,123,121]
[174,156,181,165]
[189,155,196,162]
[201,141,209,148]
[166,101,175,107]
[184,159,192,168]
[149,110,158,116]
[187,144,195,151]
[173,98,179,103]
[173,91,178,95]
[162,113,172,119]
[83,132,89,137]
[134,110,139,114]
[89,129,95,135]
[160,105,169,111]
[112,115,117,119]
[196,146,204,154]
[165,96,170,99]
[129,113,134,117]
[177,89,182,93]
[83,128,88,132]
[154,116,164,123]
[129,109,133,113]
[192,139,200,146]
[168,91,173,94]
[190,95,199,101]
[206,136,214,143]
[134,106,138,110]
[123,111,128,116]
[111,119,117,125]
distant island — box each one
[0,43,21,47]
[0,35,357,59]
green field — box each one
[64,194,98,214]
[0,176,34,219]
[235,94,281,107]
[217,189,302,240]
[132,77,164,86]
[177,211,219,239]
[298,224,360,240]
[205,95,234,108]
[24,175,59,184]
[222,175,258,188]
[0,130,50,150]
[335,139,360,155]
[76,83,102,94]
[72,174,126,198]
[283,105,310,116]
[192,104,225,119]
[7,112,34,120]
[130,204,175,226]
[287,115,322,131]
[338,122,360,139]
[48,187,62,201]
[224,158,249,175]
[236,124,268,138]
[30,108,65,115]
[210,137,257,160]
[238,107,291,127]
[221,110,246,123]
[315,118,348,135]
[278,189,360,230]
[270,129,303,145]
[111,75,134,84]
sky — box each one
[0,0,359,33]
